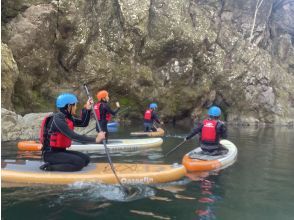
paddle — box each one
[83,84,131,194]
[165,139,187,157]
[153,122,164,132]
[159,122,170,136]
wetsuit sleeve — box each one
[72,108,92,127]
[217,121,227,139]
[105,104,120,116]
[186,123,203,140]
[152,112,161,124]
[53,113,96,143]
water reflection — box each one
[195,179,218,220]
[130,209,171,219]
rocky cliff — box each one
[2,0,294,135]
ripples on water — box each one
[2,125,294,219]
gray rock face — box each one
[1,0,294,131]
[1,108,99,141]
[1,43,19,110]
[1,108,52,141]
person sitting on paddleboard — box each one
[184,106,228,156]
[144,103,163,132]
[94,90,120,142]
[40,93,105,171]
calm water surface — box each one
[1,124,294,220]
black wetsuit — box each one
[42,108,95,172]
[186,119,227,155]
[95,101,120,141]
[144,110,160,132]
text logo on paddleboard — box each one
[121,177,154,184]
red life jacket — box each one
[39,114,53,147]
[49,118,74,149]
[201,119,217,143]
[94,102,111,121]
[144,109,152,120]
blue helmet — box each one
[56,93,78,108]
[208,106,221,117]
[149,103,158,109]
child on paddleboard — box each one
[94,90,120,142]
[144,103,163,132]
[40,93,105,171]
[184,106,228,156]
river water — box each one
[1,124,294,220]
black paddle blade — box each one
[125,186,138,197]
[122,185,147,201]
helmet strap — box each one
[68,104,76,115]
[68,105,72,115]
[59,106,70,115]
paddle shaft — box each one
[159,122,170,135]
[165,140,186,157]
[83,84,124,187]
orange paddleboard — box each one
[2,160,186,186]
[130,128,165,137]
[182,140,237,172]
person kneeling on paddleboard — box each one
[94,90,120,143]
[40,93,105,172]
[144,103,163,132]
[184,106,228,156]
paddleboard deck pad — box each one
[187,149,228,160]
[2,160,186,186]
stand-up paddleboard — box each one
[130,128,165,137]
[1,160,186,186]
[182,140,237,172]
[18,138,163,152]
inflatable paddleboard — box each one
[130,128,165,137]
[18,138,163,152]
[182,139,237,172]
[1,160,186,186]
